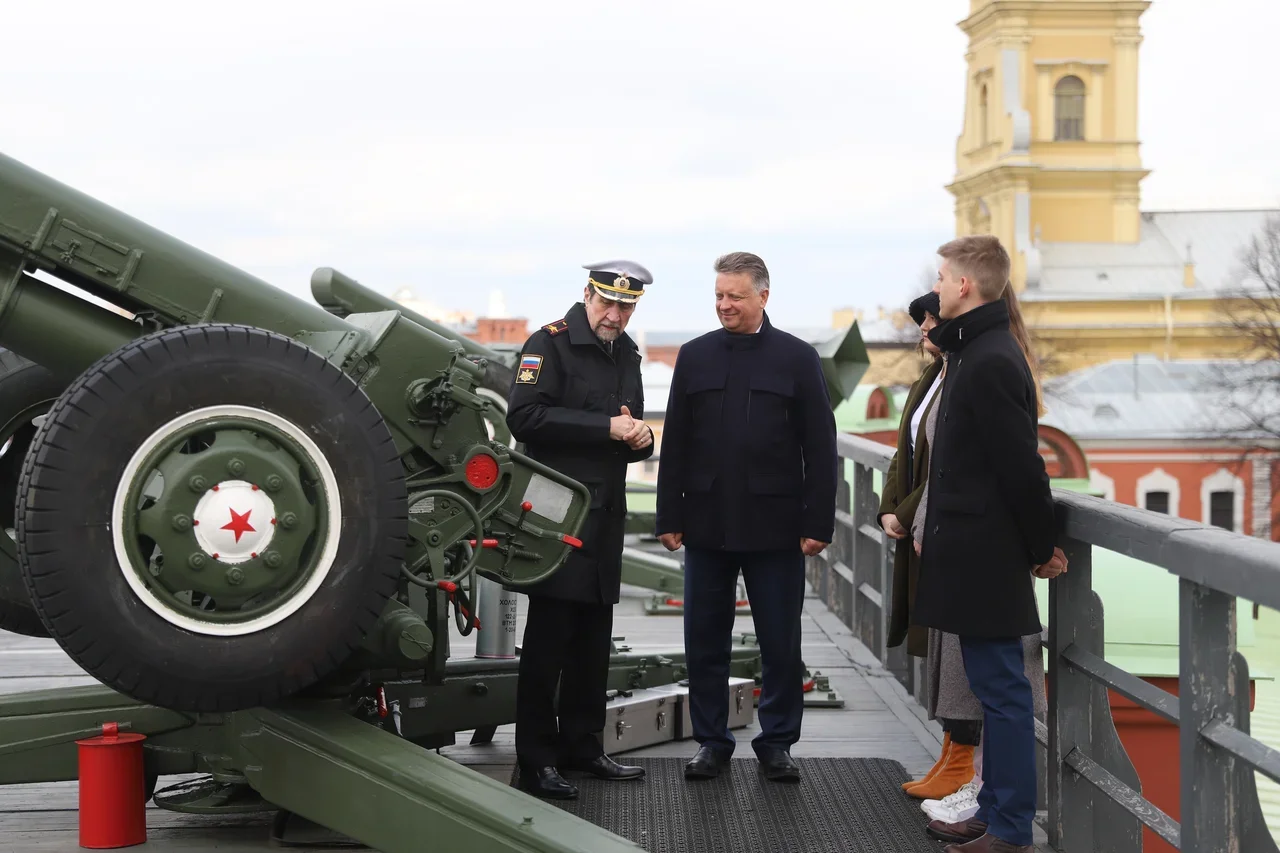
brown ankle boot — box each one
[903,732,951,792]
[906,741,975,799]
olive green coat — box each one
[877,357,944,658]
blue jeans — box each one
[960,635,1037,846]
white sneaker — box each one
[922,779,981,823]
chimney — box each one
[1183,241,1196,288]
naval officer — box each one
[506,260,656,800]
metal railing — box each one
[807,433,1280,853]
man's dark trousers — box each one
[960,636,1036,846]
[515,595,613,767]
[683,546,806,756]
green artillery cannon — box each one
[0,150,771,852]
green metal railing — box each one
[810,433,1280,853]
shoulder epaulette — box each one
[542,318,569,335]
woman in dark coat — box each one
[878,292,944,660]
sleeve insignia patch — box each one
[517,354,543,384]
[543,319,569,335]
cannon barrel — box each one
[0,264,140,380]
[312,267,515,386]
[0,151,355,364]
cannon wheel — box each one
[0,349,65,638]
[15,324,407,712]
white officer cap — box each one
[582,260,653,304]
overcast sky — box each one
[1,0,1276,334]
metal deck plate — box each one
[551,757,943,852]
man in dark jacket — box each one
[655,251,837,784]
[505,260,656,800]
[913,235,1067,853]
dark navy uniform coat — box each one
[505,301,654,604]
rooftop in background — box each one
[1041,356,1280,442]
[1028,209,1280,301]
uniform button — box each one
[933,526,939,535]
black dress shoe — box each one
[756,747,800,782]
[516,765,579,800]
[560,754,645,781]
[684,745,732,780]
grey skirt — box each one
[924,628,1048,722]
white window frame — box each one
[1200,468,1245,533]
[1137,468,1180,517]
[1088,468,1116,502]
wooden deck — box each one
[0,579,1055,851]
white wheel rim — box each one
[111,404,343,637]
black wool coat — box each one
[654,313,838,553]
[877,356,944,657]
[910,299,1057,638]
[505,301,654,604]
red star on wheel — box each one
[221,508,256,543]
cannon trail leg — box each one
[227,706,641,853]
[0,684,193,785]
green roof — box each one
[835,385,910,433]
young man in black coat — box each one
[913,235,1068,853]
[655,252,838,784]
[505,260,657,800]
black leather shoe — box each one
[684,745,732,780]
[560,754,645,781]
[757,747,801,783]
[516,765,579,800]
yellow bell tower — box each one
[946,0,1151,292]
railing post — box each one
[835,463,854,629]
[1179,579,1239,853]
[1048,536,1144,852]
[852,458,881,659]
[884,532,910,690]
[1230,650,1280,853]
[1048,535,1095,852]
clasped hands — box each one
[610,405,652,450]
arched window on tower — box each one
[979,85,988,145]
[1054,75,1085,141]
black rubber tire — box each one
[0,597,48,638]
[15,324,407,712]
[0,349,65,638]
